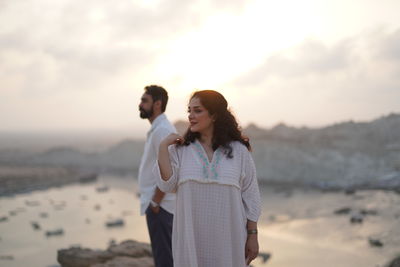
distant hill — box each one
[0,113,399,189]
[0,140,144,175]
[243,113,400,189]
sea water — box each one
[0,175,399,267]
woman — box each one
[156,90,261,267]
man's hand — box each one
[150,188,164,214]
[149,204,160,214]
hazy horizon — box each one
[0,111,398,152]
[0,110,398,137]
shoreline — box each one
[257,179,400,193]
[0,165,98,197]
[1,165,400,200]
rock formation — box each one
[58,240,153,267]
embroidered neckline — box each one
[193,141,222,180]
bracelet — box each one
[247,229,258,235]
[150,200,159,208]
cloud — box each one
[371,28,400,68]
[234,38,355,87]
[0,0,250,95]
[0,0,252,131]
[233,27,400,90]
[226,28,400,126]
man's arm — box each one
[149,186,164,213]
[152,187,165,204]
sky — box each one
[1,0,400,138]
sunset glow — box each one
[0,0,399,136]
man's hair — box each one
[144,85,169,112]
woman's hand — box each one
[245,234,259,265]
[161,133,184,147]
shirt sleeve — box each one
[155,144,180,193]
[240,146,262,222]
[151,127,173,154]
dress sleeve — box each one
[155,144,180,193]
[240,147,261,222]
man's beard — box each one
[139,106,154,119]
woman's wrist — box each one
[246,220,258,235]
[247,229,258,235]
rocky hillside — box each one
[244,113,400,189]
[0,114,399,189]
[0,140,144,175]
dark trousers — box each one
[146,206,173,267]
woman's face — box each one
[188,97,214,134]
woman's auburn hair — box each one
[181,90,251,158]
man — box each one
[138,85,176,267]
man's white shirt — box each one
[138,113,176,215]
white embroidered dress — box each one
[156,140,261,267]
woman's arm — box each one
[245,220,259,265]
[158,133,183,181]
[240,145,261,265]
